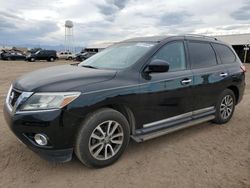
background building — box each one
[215,33,250,63]
[83,42,114,53]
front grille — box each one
[9,89,22,107]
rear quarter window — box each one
[213,43,236,64]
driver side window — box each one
[152,41,186,72]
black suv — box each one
[3,35,245,168]
[26,50,57,62]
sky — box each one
[0,0,250,47]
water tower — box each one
[64,20,74,52]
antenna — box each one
[64,20,75,53]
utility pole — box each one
[243,44,249,63]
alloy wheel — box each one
[88,120,124,161]
[220,95,234,120]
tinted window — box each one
[152,41,186,71]
[189,42,217,68]
[213,43,235,64]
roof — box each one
[86,34,242,49]
[121,34,219,43]
[121,36,168,42]
[86,42,114,49]
[213,33,250,45]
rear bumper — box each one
[3,103,78,162]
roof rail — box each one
[184,34,217,41]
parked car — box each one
[4,35,245,168]
[0,51,3,60]
[1,52,26,61]
[74,51,97,61]
[26,50,57,62]
[57,51,75,60]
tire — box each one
[213,89,236,124]
[30,57,35,62]
[49,57,55,62]
[75,108,130,168]
[68,57,72,60]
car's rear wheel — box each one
[75,108,130,168]
[30,57,35,62]
[214,89,236,124]
[49,57,55,62]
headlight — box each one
[20,92,80,111]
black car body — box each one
[74,51,97,61]
[1,52,26,60]
[26,50,57,62]
[3,35,245,167]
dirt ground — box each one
[0,60,249,188]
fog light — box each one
[34,134,48,146]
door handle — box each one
[220,72,228,77]
[181,78,192,85]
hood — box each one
[13,65,116,92]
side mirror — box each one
[146,59,169,73]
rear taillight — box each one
[240,64,246,72]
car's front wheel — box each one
[75,108,130,168]
[214,89,236,124]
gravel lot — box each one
[0,60,249,188]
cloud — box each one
[0,18,17,31]
[0,11,23,20]
[96,0,129,21]
[0,0,249,47]
[0,18,60,45]
[113,0,129,9]
[0,11,24,31]
[230,1,250,20]
[96,4,118,21]
[159,11,193,26]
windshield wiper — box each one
[81,65,98,69]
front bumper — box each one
[3,103,78,162]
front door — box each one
[136,41,194,127]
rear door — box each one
[187,40,228,111]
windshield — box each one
[35,50,40,54]
[79,42,156,69]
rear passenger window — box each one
[189,42,217,69]
[213,43,236,64]
[152,41,186,71]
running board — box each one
[131,115,215,142]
